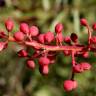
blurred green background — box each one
[0,0,96,96]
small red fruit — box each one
[18,49,28,57]
[0,42,7,51]
[26,59,35,70]
[80,18,87,26]
[63,80,74,91]
[90,36,96,44]
[82,51,89,58]
[29,26,39,36]
[63,50,71,56]
[80,62,91,70]
[47,55,55,64]
[73,80,78,89]
[39,56,50,66]
[55,23,63,33]
[14,31,24,41]
[42,65,49,75]
[64,36,71,43]
[38,34,45,43]
[44,31,54,43]
[70,33,78,43]
[73,64,84,73]
[39,65,49,75]
[92,23,96,30]
[57,33,64,43]
[5,18,14,32]
[20,23,29,34]
[0,32,6,38]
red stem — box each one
[25,41,84,52]
[8,36,96,53]
[87,25,92,45]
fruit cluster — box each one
[0,18,96,92]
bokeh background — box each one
[0,0,96,96]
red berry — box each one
[64,36,71,43]
[0,42,7,51]
[39,56,50,66]
[20,23,29,34]
[92,23,96,30]
[73,64,84,73]
[39,65,49,75]
[14,31,24,41]
[57,33,63,42]
[80,62,91,70]
[0,31,6,38]
[38,34,45,43]
[42,65,49,75]
[63,80,74,91]
[29,26,39,36]
[90,36,96,44]
[82,51,89,58]
[47,55,55,64]
[26,59,35,70]
[63,50,71,56]
[18,49,28,57]
[73,80,78,89]
[44,31,54,43]
[70,33,78,43]
[80,18,87,26]
[5,18,14,32]
[55,23,63,33]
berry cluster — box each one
[0,18,96,92]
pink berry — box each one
[47,55,56,64]
[80,62,91,70]
[29,26,39,36]
[0,32,6,38]
[18,49,28,57]
[39,56,50,66]
[38,34,45,43]
[73,80,78,89]
[92,23,96,30]
[5,18,14,32]
[73,64,84,73]
[39,65,49,75]
[64,36,71,43]
[90,36,96,44]
[44,31,54,43]
[14,31,24,41]
[57,33,64,42]
[42,65,49,75]
[0,42,7,51]
[63,50,71,56]
[82,51,89,58]
[55,23,63,33]
[80,18,87,26]
[20,23,29,34]
[26,59,35,70]
[70,33,78,43]
[63,80,74,91]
